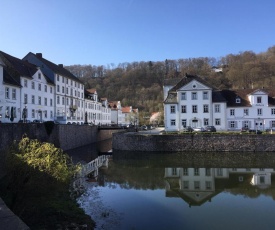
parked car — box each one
[193,127,205,132]
[141,125,147,130]
[205,126,216,132]
[249,129,262,134]
[182,126,193,132]
[241,127,250,132]
[33,119,43,123]
[18,120,31,123]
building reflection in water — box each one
[164,167,274,207]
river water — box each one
[73,145,275,230]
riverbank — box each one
[0,198,30,230]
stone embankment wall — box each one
[112,132,275,152]
[0,124,117,178]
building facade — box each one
[164,74,275,131]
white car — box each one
[193,127,205,132]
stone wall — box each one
[112,132,275,152]
[0,124,117,178]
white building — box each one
[84,89,111,125]
[164,74,275,131]
[23,52,85,124]
[0,51,54,123]
[164,74,227,131]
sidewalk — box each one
[0,198,29,230]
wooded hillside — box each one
[65,46,275,119]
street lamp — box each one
[93,113,96,125]
[23,105,27,123]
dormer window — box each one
[236,97,241,103]
[257,96,262,103]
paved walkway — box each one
[0,198,29,230]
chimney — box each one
[58,64,63,68]
[36,53,42,58]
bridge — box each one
[73,155,110,193]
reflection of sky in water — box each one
[78,184,275,230]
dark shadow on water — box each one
[65,139,112,164]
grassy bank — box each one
[0,136,95,229]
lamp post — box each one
[23,105,27,123]
[84,112,88,124]
[93,113,96,125]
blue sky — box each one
[1,0,275,66]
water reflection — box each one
[78,151,275,230]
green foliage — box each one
[0,137,92,229]
[9,136,80,182]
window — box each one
[45,85,47,92]
[230,109,235,116]
[66,88,68,94]
[38,84,41,91]
[12,89,16,100]
[181,92,186,100]
[24,94,28,104]
[50,111,53,118]
[194,168,200,176]
[244,109,249,116]
[50,87,53,93]
[24,79,27,87]
[44,98,47,106]
[38,96,41,105]
[62,97,65,105]
[192,105,197,113]
[257,96,262,103]
[71,88,73,96]
[243,120,249,128]
[258,108,262,115]
[192,92,197,100]
[215,104,220,113]
[5,106,10,118]
[32,82,35,89]
[215,119,220,125]
[45,111,47,118]
[66,98,69,106]
[62,86,65,93]
[32,109,35,118]
[32,95,35,104]
[217,168,223,176]
[66,78,68,84]
[203,105,209,113]
[203,92,208,99]
[236,97,241,103]
[170,105,175,113]
[57,96,60,104]
[57,75,59,81]
[183,181,189,189]
[38,73,41,79]
[181,105,186,113]
[230,121,236,128]
[183,168,188,175]
[57,85,60,92]
[50,99,53,106]
[172,168,177,175]
[260,176,265,184]
[205,168,211,176]
[194,181,200,189]
[170,119,176,126]
[206,181,211,190]
[5,87,9,99]
[272,121,275,127]
[204,118,209,126]
[272,108,275,115]
[182,119,187,127]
